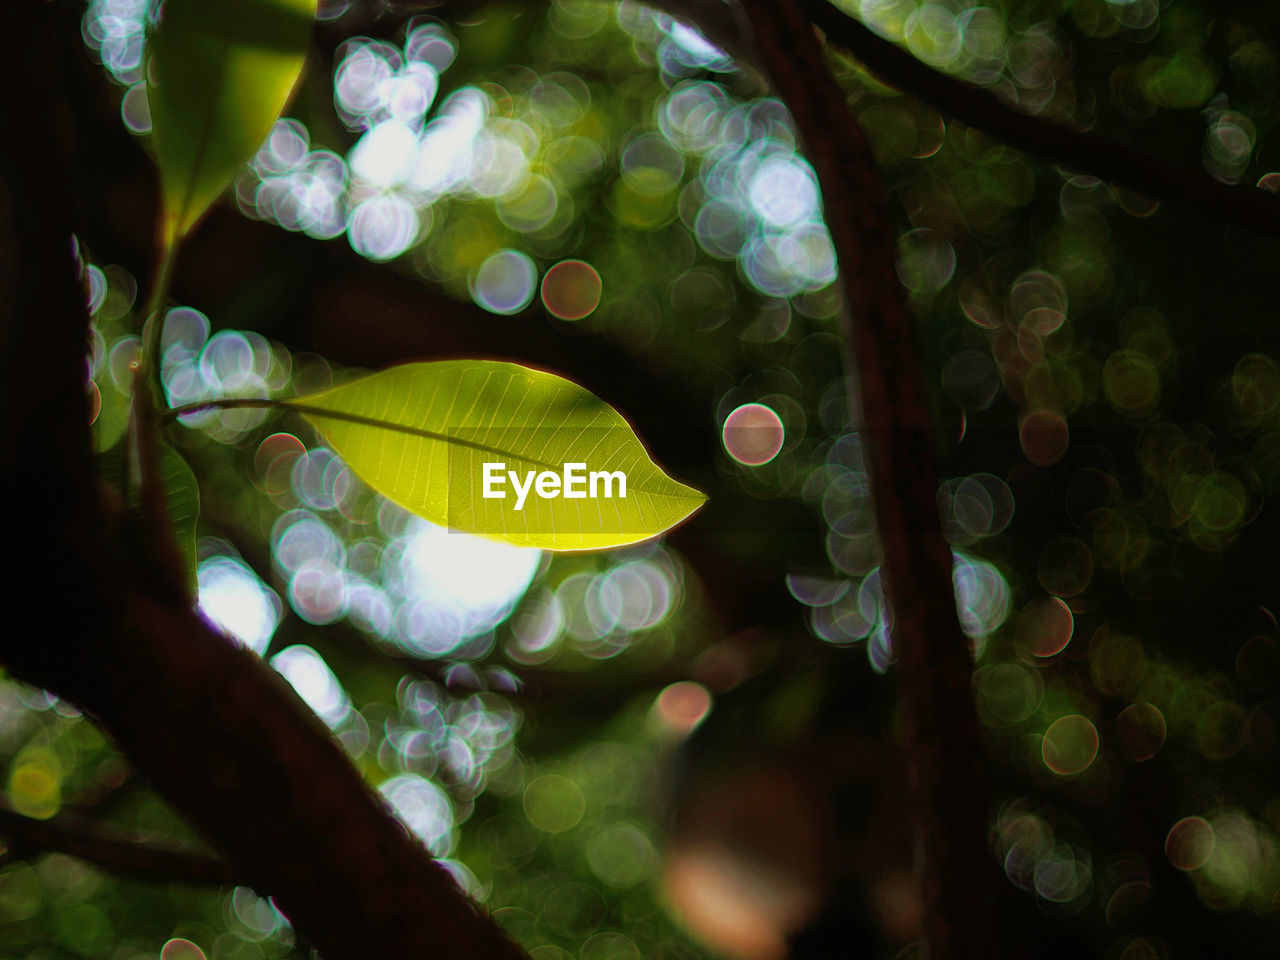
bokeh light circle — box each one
[348,194,419,261]
[586,826,658,889]
[524,774,586,833]
[160,940,207,960]
[541,259,603,320]
[1235,635,1280,692]
[121,82,151,134]
[1037,538,1094,598]
[1117,703,1167,762]
[197,557,282,655]
[722,402,785,466]
[654,681,712,734]
[471,249,537,315]
[1042,714,1100,775]
[380,773,455,855]
[87,381,102,425]
[1023,597,1074,657]
[1020,409,1070,466]
[621,132,685,194]
[1166,816,1215,871]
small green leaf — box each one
[288,361,706,551]
[146,0,316,247]
[159,444,202,592]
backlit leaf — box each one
[146,0,316,247]
[288,361,706,551]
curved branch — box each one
[735,0,994,957]
[77,593,528,959]
[801,0,1280,236]
[640,0,1280,237]
[0,802,240,886]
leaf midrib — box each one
[290,401,702,502]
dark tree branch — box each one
[0,5,527,958]
[639,0,1280,237]
[77,593,529,959]
[735,1,994,958]
[801,0,1280,237]
[0,802,240,886]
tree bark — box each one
[734,1,995,957]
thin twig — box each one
[139,241,178,406]
[160,396,281,423]
[0,802,240,886]
[131,249,188,601]
[131,365,190,602]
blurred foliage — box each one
[6,0,1280,957]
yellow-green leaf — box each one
[288,361,706,551]
[146,0,316,247]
